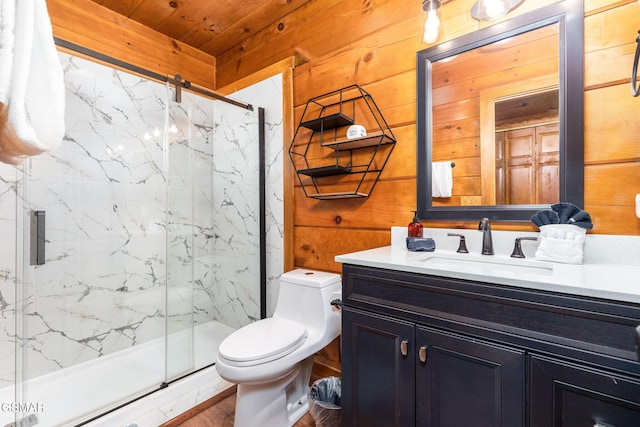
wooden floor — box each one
[171,390,317,427]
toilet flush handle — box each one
[330,291,343,311]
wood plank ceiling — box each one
[90,0,313,57]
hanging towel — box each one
[0,0,65,165]
[0,1,15,107]
[432,161,453,198]
[0,1,16,156]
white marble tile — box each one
[0,164,20,392]
[230,75,284,316]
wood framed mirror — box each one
[416,0,584,221]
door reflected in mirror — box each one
[494,90,559,205]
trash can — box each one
[307,376,341,427]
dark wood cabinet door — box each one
[342,307,416,427]
[530,354,640,427]
[415,326,526,427]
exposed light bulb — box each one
[480,0,511,19]
[423,9,441,44]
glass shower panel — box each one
[18,53,168,426]
[165,87,196,381]
[208,102,262,331]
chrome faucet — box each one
[478,218,494,255]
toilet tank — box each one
[273,269,342,329]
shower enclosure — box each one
[0,48,268,426]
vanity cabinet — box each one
[341,264,640,427]
[343,307,525,426]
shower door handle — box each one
[30,210,46,265]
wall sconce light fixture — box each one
[421,0,443,44]
[471,0,524,21]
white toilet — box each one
[215,269,342,427]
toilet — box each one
[215,269,342,427]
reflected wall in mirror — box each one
[417,0,584,222]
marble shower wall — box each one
[0,167,18,390]
[0,51,283,388]
[228,76,285,317]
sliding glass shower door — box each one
[164,89,263,382]
[166,89,264,381]
[18,53,169,425]
[14,50,263,426]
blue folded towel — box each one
[531,210,559,227]
[406,237,436,252]
[567,210,594,229]
[550,202,582,224]
[532,202,593,229]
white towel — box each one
[0,1,16,106]
[432,161,453,198]
[0,0,65,165]
[534,224,586,264]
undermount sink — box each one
[416,252,554,276]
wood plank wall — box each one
[47,0,216,88]
[216,0,640,375]
[214,0,640,275]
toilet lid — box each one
[218,317,307,365]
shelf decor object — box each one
[289,85,396,199]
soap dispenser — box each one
[408,210,424,238]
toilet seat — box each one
[218,317,307,367]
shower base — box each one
[0,321,235,427]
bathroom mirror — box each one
[416,0,584,221]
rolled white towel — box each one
[535,224,586,265]
[535,238,584,264]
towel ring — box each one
[633,29,640,97]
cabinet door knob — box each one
[419,346,427,363]
[400,340,408,356]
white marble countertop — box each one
[335,227,640,304]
